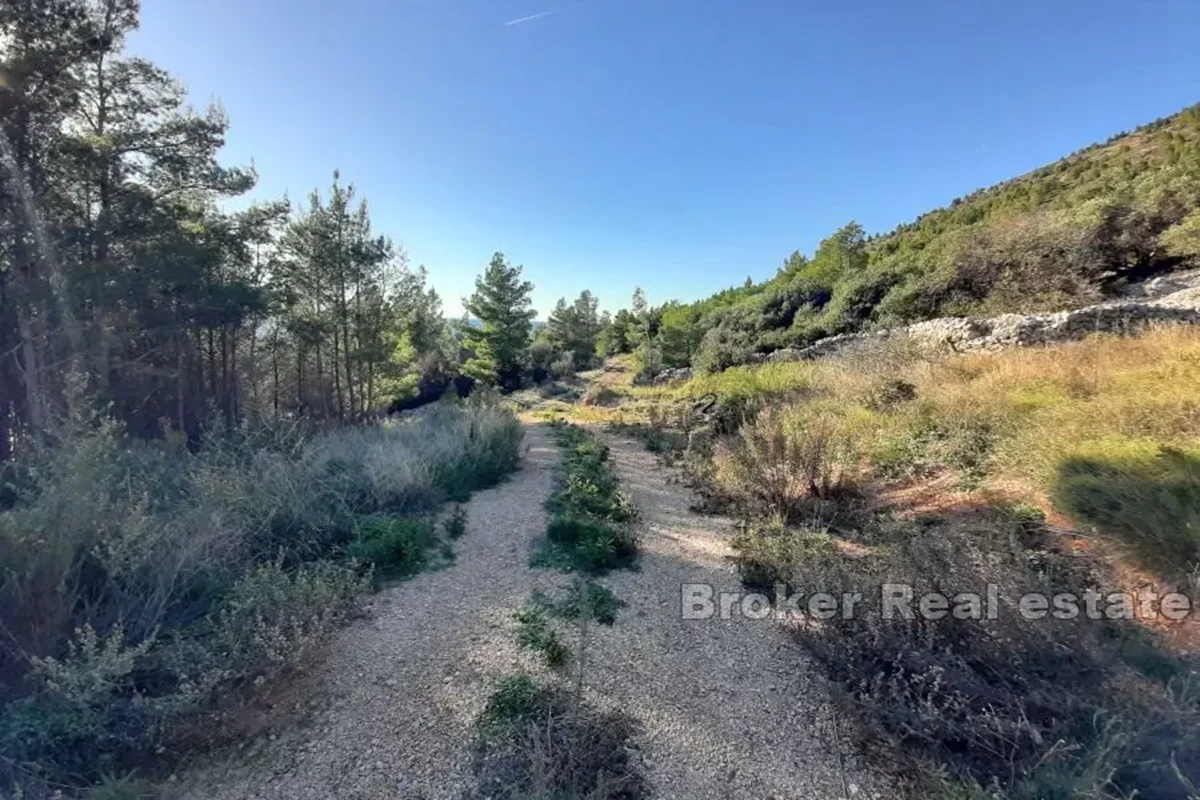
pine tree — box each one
[461,252,536,388]
[547,290,602,367]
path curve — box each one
[178,424,562,800]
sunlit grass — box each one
[640,325,1200,569]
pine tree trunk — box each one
[332,322,344,421]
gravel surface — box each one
[176,425,566,800]
[579,432,891,800]
[175,423,889,799]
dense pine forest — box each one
[0,0,471,457]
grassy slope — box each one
[616,326,1200,571]
[594,327,1200,799]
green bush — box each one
[533,581,625,626]
[209,559,369,684]
[481,673,541,727]
[346,517,438,580]
[541,514,637,573]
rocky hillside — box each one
[652,269,1200,382]
[621,103,1200,375]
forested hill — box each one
[612,103,1200,374]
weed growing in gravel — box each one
[534,422,639,574]
[532,581,625,627]
[443,505,469,539]
[481,674,542,727]
[514,605,573,670]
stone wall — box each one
[649,273,1200,382]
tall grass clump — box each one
[0,396,522,790]
[305,393,523,510]
[712,400,869,520]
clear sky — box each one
[128,0,1200,318]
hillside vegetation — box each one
[0,397,522,789]
[603,104,1200,375]
[579,322,1200,799]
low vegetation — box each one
[472,677,645,800]
[534,422,639,573]
[0,397,521,792]
[7,10,1200,794]
[474,579,643,800]
[533,581,626,627]
[585,324,1200,798]
[791,506,1199,800]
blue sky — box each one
[129,0,1200,317]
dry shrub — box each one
[730,516,835,590]
[713,401,867,519]
[789,506,1200,800]
[0,397,523,788]
[472,679,646,800]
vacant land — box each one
[574,325,1200,799]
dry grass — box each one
[900,326,1200,486]
[685,326,1200,798]
[783,506,1200,800]
[657,326,1200,572]
[712,401,870,519]
[0,398,524,791]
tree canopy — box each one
[461,252,537,389]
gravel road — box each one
[175,423,888,799]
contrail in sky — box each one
[504,7,568,26]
